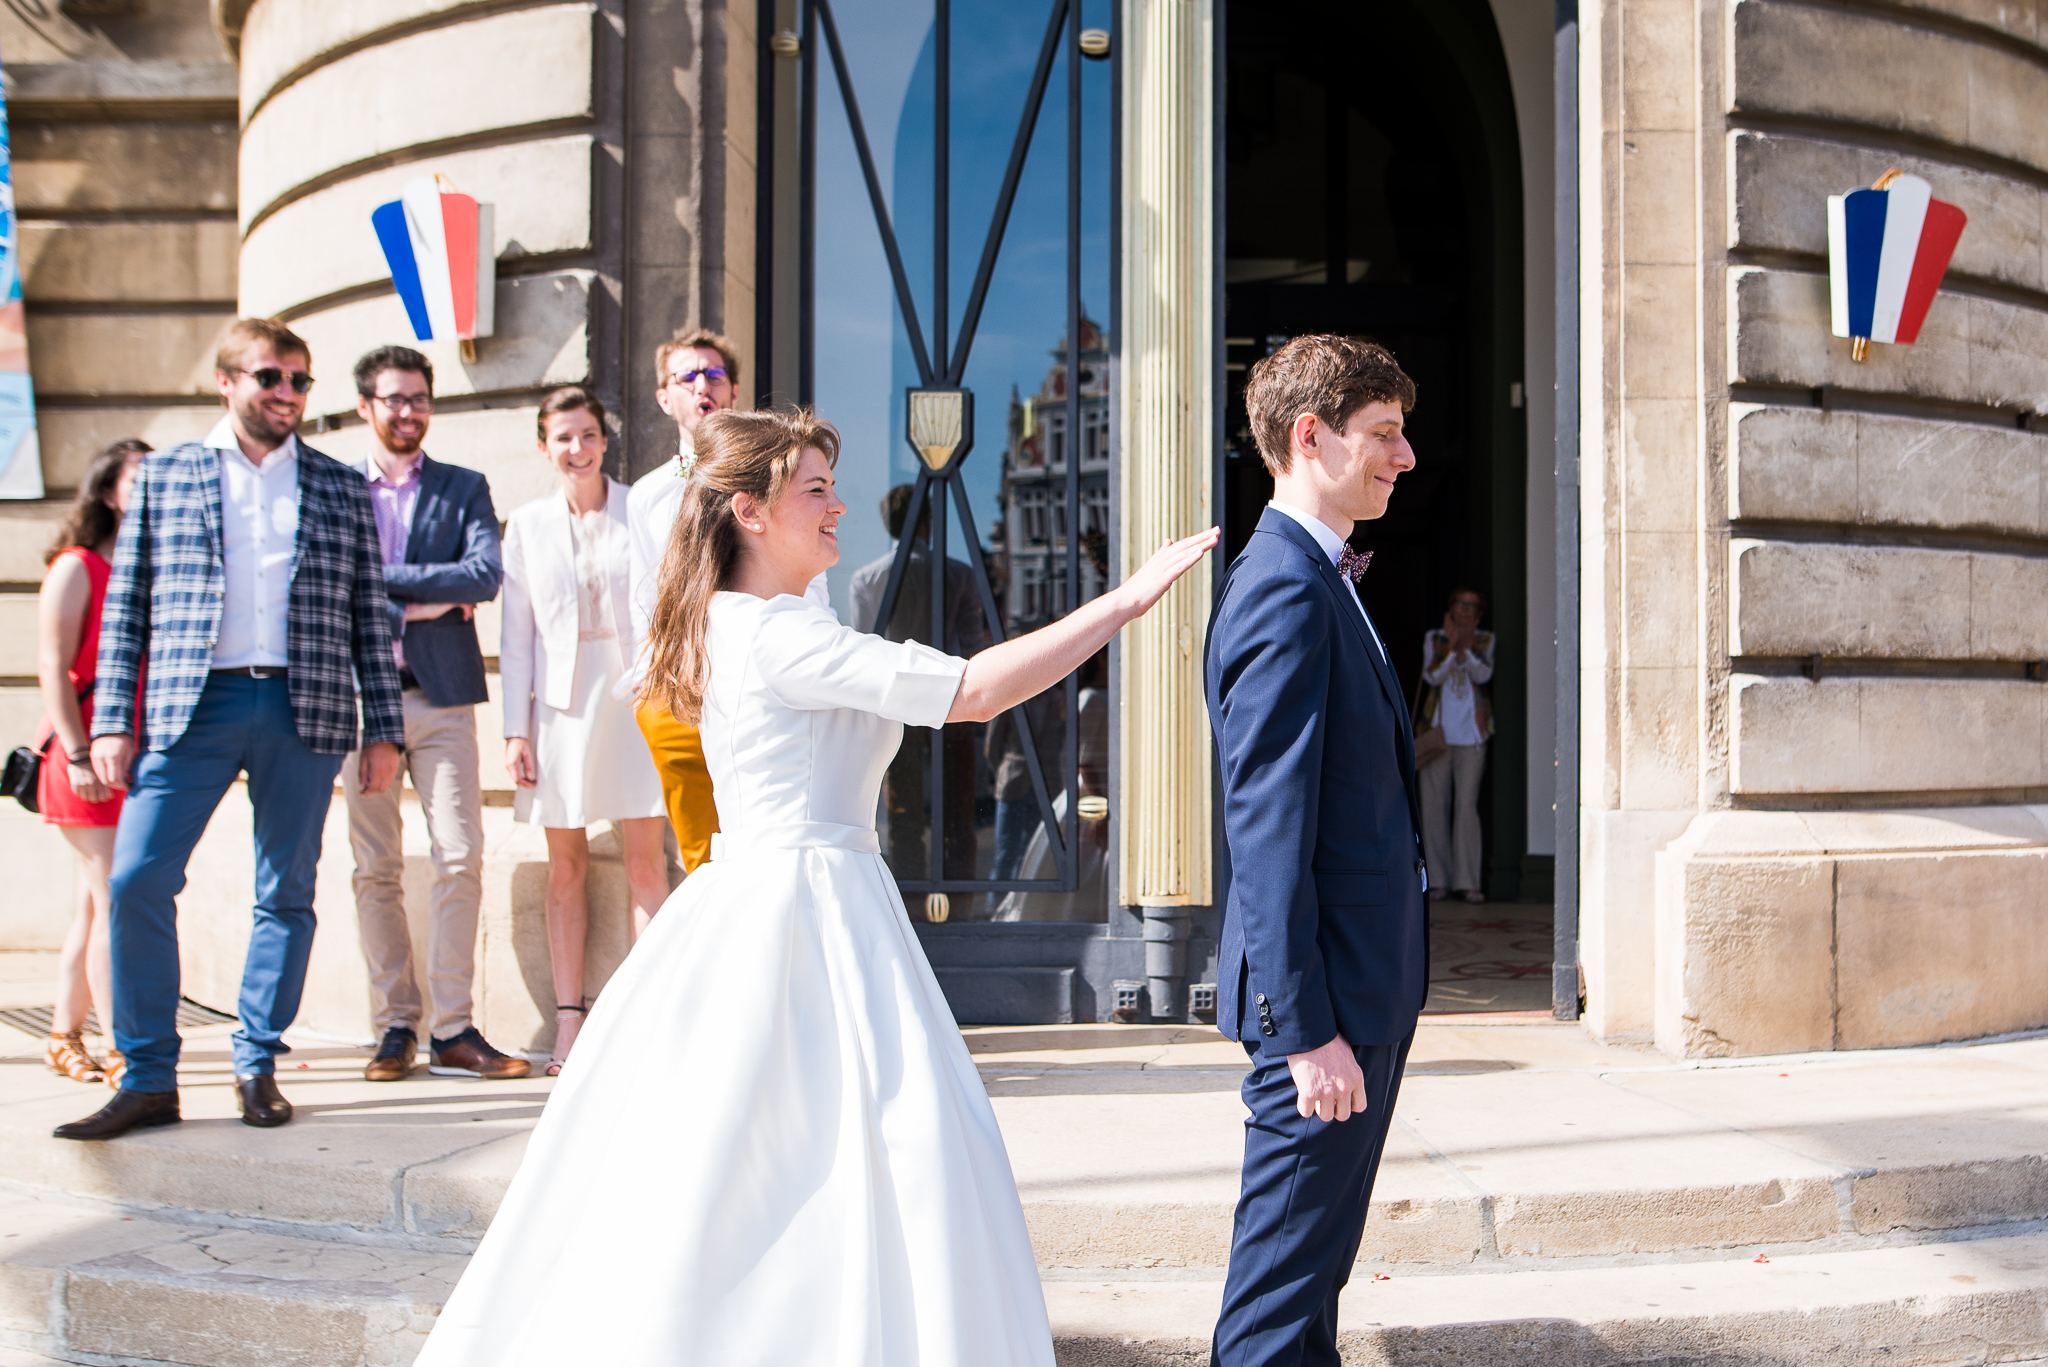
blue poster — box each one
[0,50,43,500]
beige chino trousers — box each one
[344,691,486,1042]
[1419,740,1487,895]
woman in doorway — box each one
[1418,585,1495,903]
[500,387,669,1076]
[414,408,1216,1367]
[36,438,149,1084]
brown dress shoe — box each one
[54,1087,180,1140]
[429,1027,532,1079]
[236,1073,293,1127]
[365,1027,418,1082]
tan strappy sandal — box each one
[104,1047,125,1089]
[45,1030,107,1084]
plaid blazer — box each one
[92,438,407,756]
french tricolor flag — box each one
[372,176,496,344]
[1827,172,1965,351]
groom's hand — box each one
[1288,1035,1368,1122]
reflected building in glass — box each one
[1000,316,1111,633]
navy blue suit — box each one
[350,455,501,707]
[1204,507,1428,1365]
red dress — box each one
[38,546,124,828]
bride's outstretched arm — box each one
[947,528,1220,724]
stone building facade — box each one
[2,0,2042,1058]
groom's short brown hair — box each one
[1244,335,1415,476]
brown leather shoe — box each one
[364,1027,417,1082]
[429,1027,531,1080]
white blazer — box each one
[500,478,634,738]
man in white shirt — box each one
[626,328,743,874]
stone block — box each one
[1969,554,2048,658]
[287,271,595,416]
[1580,808,1695,1043]
[1620,264,1697,399]
[1621,130,1696,266]
[1886,0,2038,40]
[1622,531,1698,663]
[0,795,83,952]
[1655,840,1836,1058]
[33,405,222,492]
[26,310,234,400]
[1731,406,2045,535]
[1729,539,1971,658]
[1731,675,2044,793]
[1621,397,1697,533]
[1730,131,2044,292]
[1835,847,2048,1048]
[0,590,38,673]
[241,0,503,111]
[0,502,67,582]
[1734,5,1972,161]
[11,122,236,216]
[1732,267,2048,412]
[19,220,237,305]
[239,5,597,231]
[238,134,595,321]
[1620,667,1696,809]
[1619,0,1695,132]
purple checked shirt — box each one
[366,454,423,668]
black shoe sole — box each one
[52,1110,181,1141]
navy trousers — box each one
[108,675,345,1092]
[1212,1027,1414,1367]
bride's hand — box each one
[1115,528,1221,621]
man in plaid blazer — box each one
[56,318,406,1142]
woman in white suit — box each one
[501,386,669,1073]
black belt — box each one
[210,666,288,680]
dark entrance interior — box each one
[1222,0,1531,903]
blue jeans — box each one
[990,799,1042,882]
[108,675,345,1092]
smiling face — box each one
[1295,399,1414,524]
[732,446,846,588]
[539,404,609,491]
[657,345,737,440]
[215,343,311,449]
[357,366,432,457]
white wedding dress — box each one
[416,592,1055,1366]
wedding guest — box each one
[502,386,668,1074]
[342,346,524,1083]
[626,328,741,876]
[57,317,406,1142]
[35,438,148,1086]
[1417,586,1494,903]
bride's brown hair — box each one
[645,407,842,723]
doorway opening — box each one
[1222,0,1549,1011]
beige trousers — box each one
[344,692,486,1042]
[1419,740,1487,894]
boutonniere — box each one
[676,451,698,480]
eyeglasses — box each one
[370,393,434,413]
[667,367,729,387]
[238,367,314,396]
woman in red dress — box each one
[38,439,148,1084]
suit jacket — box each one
[92,438,406,756]
[499,479,633,737]
[349,454,501,708]
[1204,507,1428,1056]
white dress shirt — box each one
[1267,500,1388,662]
[205,415,299,669]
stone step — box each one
[9,1023,2048,1275]
[7,1188,2048,1366]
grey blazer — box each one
[352,454,502,708]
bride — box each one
[415,408,1216,1365]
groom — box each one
[1204,334,1426,1364]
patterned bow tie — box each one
[1336,548,1373,582]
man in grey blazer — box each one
[344,346,527,1083]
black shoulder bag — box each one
[4,682,96,814]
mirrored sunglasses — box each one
[669,366,728,386]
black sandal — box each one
[547,1004,588,1076]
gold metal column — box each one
[1118,0,1213,922]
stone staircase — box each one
[4,1012,2048,1364]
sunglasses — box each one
[668,367,728,386]
[238,367,315,396]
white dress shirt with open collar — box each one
[205,414,300,670]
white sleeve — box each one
[752,598,964,728]
[804,571,834,618]
[628,486,658,650]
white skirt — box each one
[515,635,665,828]
[413,836,1056,1366]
